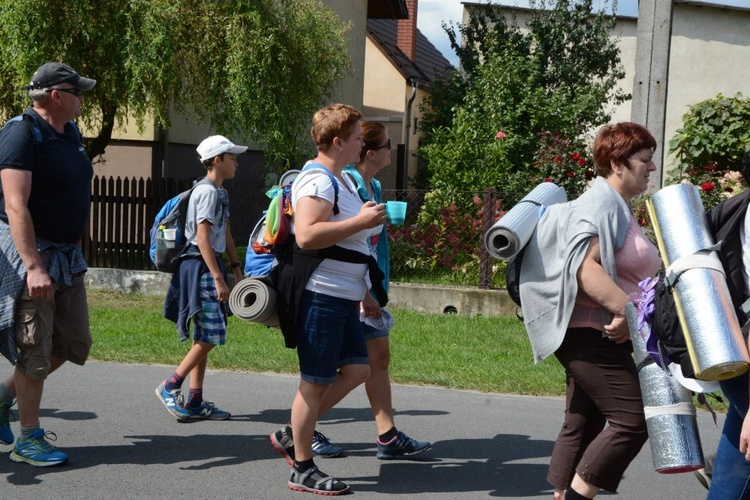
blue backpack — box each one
[149,178,212,273]
[244,164,339,277]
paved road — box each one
[0,361,718,499]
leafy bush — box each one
[667,93,750,209]
[531,131,595,199]
[389,194,504,287]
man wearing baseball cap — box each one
[156,135,246,422]
[0,62,96,466]
[24,62,97,92]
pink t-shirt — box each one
[569,217,661,330]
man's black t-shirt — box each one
[0,108,93,243]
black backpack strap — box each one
[316,245,388,307]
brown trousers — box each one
[547,328,648,493]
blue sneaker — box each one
[376,431,432,460]
[0,400,14,445]
[155,383,189,421]
[312,430,344,458]
[185,400,231,420]
[10,429,68,467]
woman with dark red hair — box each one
[519,122,660,499]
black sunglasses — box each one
[371,138,391,151]
[46,87,83,97]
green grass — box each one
[87,290,731,412]
[88,290,566,396]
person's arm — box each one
[223,219,243,284]
[576,235,630,342]
[196,221,230,302]
[0,168,52,299]
[293,196,385,250]
[361,291,381,318]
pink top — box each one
[569,217,661,330]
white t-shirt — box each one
[291,167,382,301]
[185,182,230,254]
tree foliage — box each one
[0,0,350,169]
[420,0,626,205]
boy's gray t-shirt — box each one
[185,182,230,254]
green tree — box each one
[421,0,625,203]
[0,0,350,170]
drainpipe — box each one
[403,78,418,190]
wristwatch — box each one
[230,262,241,269]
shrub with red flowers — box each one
[532,131,596,198]
[667,93,750,210]
[388,190,504,286]
[671,163,745,210]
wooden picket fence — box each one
[83,176,193,270]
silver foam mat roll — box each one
[648,183,750,380]
[626,302,704,473]
[228,277,279,328]
[484,182,567,260]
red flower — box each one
[584,171,593,180]
[543,177,554,183]
[570,153,580,160]
[703,164,718,171]
[566,171,575,178]
[700,181,715,192]
[577,158,586,166]
[496,131,506,139]
[553,156,561,163]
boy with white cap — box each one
[155,135,247,421]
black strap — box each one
[275,238,389,350]
[316,245,388,307]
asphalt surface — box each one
[0,360,719,499]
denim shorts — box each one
[296,290,369,384]
[362,323,389,341]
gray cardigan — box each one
[519,177,632,362]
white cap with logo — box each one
[197,135,248,162]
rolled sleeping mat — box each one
[228,276,279,328]
[647,183,750,380]
[626,302,704,474]
[279,169,301,187]
[483,182,567,260]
